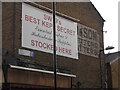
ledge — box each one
[9,64,76,78]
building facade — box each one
[1,1,105,89]
[105,51,120,89]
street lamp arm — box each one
[105,46,114,50]
[99,46,114,53]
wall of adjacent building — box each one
[0,2,2,86]
[111,59,120,89]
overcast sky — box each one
[91,0,119,53]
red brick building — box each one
[105,51,120,89]
[1,1,105,89]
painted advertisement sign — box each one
[78,24,100,57]
[22,3,78,59]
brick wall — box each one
[2,2,104,88]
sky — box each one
[91,0,119,54]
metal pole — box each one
[99,50,103,89]
[52,1,57,90]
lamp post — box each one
[52,1,57,90]
[99,46,114,89]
